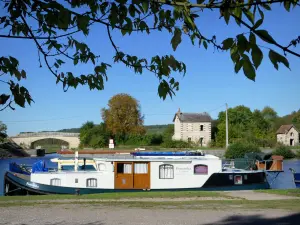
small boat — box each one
[4,150,284,195]
[289,168,300,188]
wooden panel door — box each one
[114,162,133,189]
[133,162,150,189]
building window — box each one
[200,125,204,131]
[291,132,294,137]
[75,178,78,183]
[86,178,97,187]
[159,164,174,179]
[188,137,191,142]
[194,165,208,175]
[50,178,61,186]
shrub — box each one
[225,141,261,159]
[122,134,163,146]
[161,140,191,148]
[89,136,106,148]
[296,150,300,159]
[272,145,295,159]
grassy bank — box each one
[255,189,300,197]
[0,191,227,202]
[1,199,300,211]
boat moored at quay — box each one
[4,150,284,195]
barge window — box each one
[194,165,208,175]
[117,163,132,174]
[86,178,97,187]
[50,178,61,186]
[98,163,106,171]
[159,164,174,179]
[134,163,148,174]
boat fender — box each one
[75,189,80,195]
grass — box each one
[255,189,300,197]
[1,199,300,211]
[0,191,226,202]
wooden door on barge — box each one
[114,162,150,189]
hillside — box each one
[57,124,172,134]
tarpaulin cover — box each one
[32,160,48,173]
[234,153,273,170]
[9,162,31,175]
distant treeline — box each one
[55,106,300,148]
[57,125,172,134]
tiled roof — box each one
[173,112,212,123]
[276,124,298,134]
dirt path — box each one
[222,190,300,200]
[0,205,299,225]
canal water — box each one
[0,156,299,196]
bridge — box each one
[10,132,80,149]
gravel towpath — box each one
[0,205,299,225]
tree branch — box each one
[0,29,81,40]
[230,13,300,58]
[0,99,15,111]
[157,0,287,9]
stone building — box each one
[172,109,212,146]
[276,124,299,146]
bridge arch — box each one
[30,137,70,149]
[10,132,80,149]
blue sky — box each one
[1,4,300,136]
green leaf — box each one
[284,1,291,11]
[14,70,21,81]
[243,58,256,81]
[21,70,26,78]
[258,7,264,20]
[13,91,25,107]
[268,50,290,70]
[203,40,208,49]
[251,45,263,69]
[243,10,254,24]
[230,46,239,63]
[237,34,248,54]
[223,10,230,25]
[233,7,242,26]
[158,81,168,100]
[222,38,234,50]
[256,30,276,44]
[142,1,149,13]
[0,94,10,105]
[252,19,263,30]
[249,33,256,45]
[261,4,271,10]
[129,4,135,17]
[234,59,244,73]
[171,28,182,51]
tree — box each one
[0,121,7,142]
[162,124,174,141]
[79,121,95,147]
[79,121,110,148]
[102,93,145,138]
[1,0,299,111]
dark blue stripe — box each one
[5,172,269,195]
